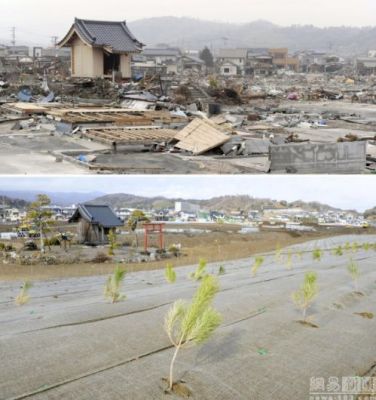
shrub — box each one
[0,242,5,251]
[169,244,181,258]
[362,243,370,251]
[292,272,318,321]
[104,266,127,303]
[15,281,32,306]
[164,275,222,391]
[165,263,177,284]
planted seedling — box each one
[352,242,359,253]
[362,243,370,251]
[164,275,222,393]
[15,281,32,306]
[104,265,126,303]
[285,249,293,270]
[291,272,319,324]
[190,259,208,281]
[251,256,264,277]
[218,265,225,275]
[344,242,351,252]
[108,229,118,256]
[347,258,360,292]
[334,245,343,256]
[165,263,177,283]
[312,248,322,262]
[274,243,282,262]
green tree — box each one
[23,194,54,254]
[164,275,222,391]
[127,210,150,249]
[199,47,214,68]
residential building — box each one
[268,48,299,72]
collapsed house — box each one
[69,204,123,245]
[58,18,144,79]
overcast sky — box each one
[0,176,374,212]
[0,0,375,46]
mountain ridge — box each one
[128,17,376,55]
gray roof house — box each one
[58,18,144,79]
[69,204,123,245]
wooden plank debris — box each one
[175,118,231,155]
[81,126,177,145]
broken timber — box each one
[81,126,177,145]
[175,118,231,155]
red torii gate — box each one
[143,222,165,252]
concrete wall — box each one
[269,141,366,174]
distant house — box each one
[69,204,123,245]
[142,47,181,74]
[58,18,144,79]
[216,48,248,74]
[219,61,239,76]
[268,48,299,72]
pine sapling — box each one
[108,229,118,256]
[15,281,32,306]
[251,256,264,276]
[104,266,126,303]
[352,242,359,253]
[334,245,343,256]
[363,243,370,251]
[291,272,318,321]
[218,265,225,275]
[190,259,207,281]
[274,243,282,262]
[312,248,322,262]
[165,263,177,283]
[347,258,360,292]
[285,249,293,270]
[164,275,222,391]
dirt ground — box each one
[1,234,375,400]
[0,223,372,281]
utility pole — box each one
[10,26,16,55]
[51,36,59,57]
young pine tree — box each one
[165,263,177,284]
[190,259,208,281]
[164,275,222,391]
[104,266,126,303]
[312,248,322,262]
[108,229,118,256]
[347,258,360,292]
[292,272,319,321]
[251,256,264,277]
[15,281,32,306]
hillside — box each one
[90,193,348,214]
[128,17,376,56]
[0,196,29,209]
